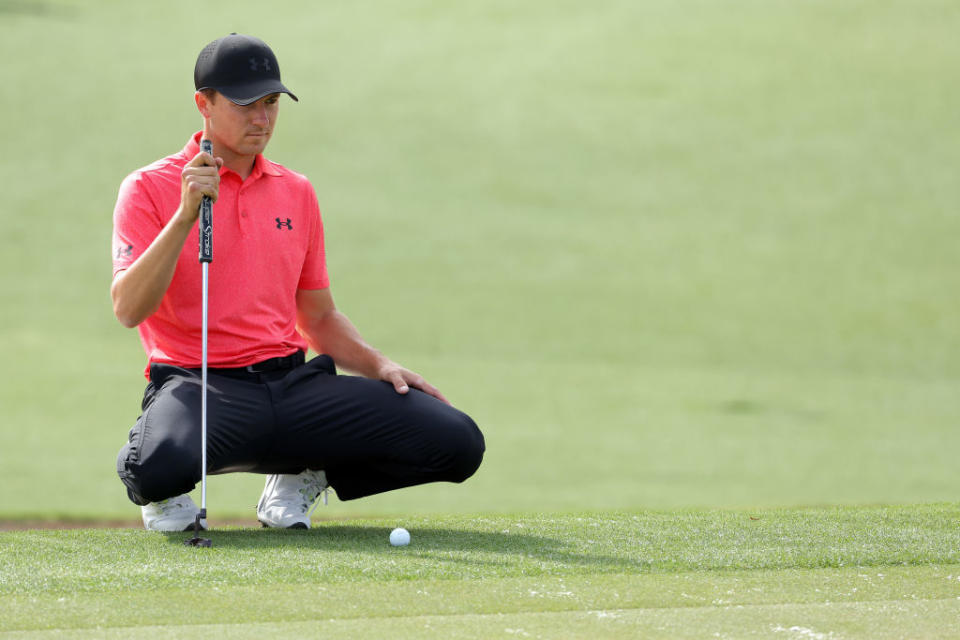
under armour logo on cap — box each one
[249,57,272,72]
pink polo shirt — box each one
[112,132,330,376]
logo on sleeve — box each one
[115,244,133,259]
[275,217,293,230]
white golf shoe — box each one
[257,469,329,529]
[141,494,206,532]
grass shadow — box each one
[0,1,77,17]
[163,523,650,573]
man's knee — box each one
[443,413,485,483]
[117,440,199,505]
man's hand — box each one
[378,361,450,405]
[179,149,223,223]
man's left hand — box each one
[379,362,450,405]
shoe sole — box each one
[259,520,308,530]
[142,523,204,532]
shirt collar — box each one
[183,131,282,179]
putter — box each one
[185,138,214,548]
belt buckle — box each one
[245,354,296,374]
[246,357,281,374]
[245,360,269,374]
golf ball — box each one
[390,527,410,546]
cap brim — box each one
[216,79,298,105]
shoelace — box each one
[156,498,187,514]
[299,470,329,518]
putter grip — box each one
[198,139,213,263]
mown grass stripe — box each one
[2,566,959,630]
[2,597,959,640]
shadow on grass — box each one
[0,1,77,17]
[163,524,650,573]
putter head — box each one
[183,511,212,548]
[184,535,212,548]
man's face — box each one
[203,92,280,158]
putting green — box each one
[2,508,959,637]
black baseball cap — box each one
[194,33,298,105]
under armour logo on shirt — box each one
[249,57,272,72]
[275,218,292,230]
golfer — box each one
[111,34,485,531]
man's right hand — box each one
[112,149,223,328]
[179,150,223,222]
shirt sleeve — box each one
[297,179,330,290]
[112,172,163,278]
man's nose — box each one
[251,104,269,126]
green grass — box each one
[3,506,960,637]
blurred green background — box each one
[0,0,957,520]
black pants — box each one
[116,354,485,506]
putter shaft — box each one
[186,138,215,548]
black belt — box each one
[209,351,305,379]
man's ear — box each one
[195,91,212,117]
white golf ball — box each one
[390,527,410,546]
